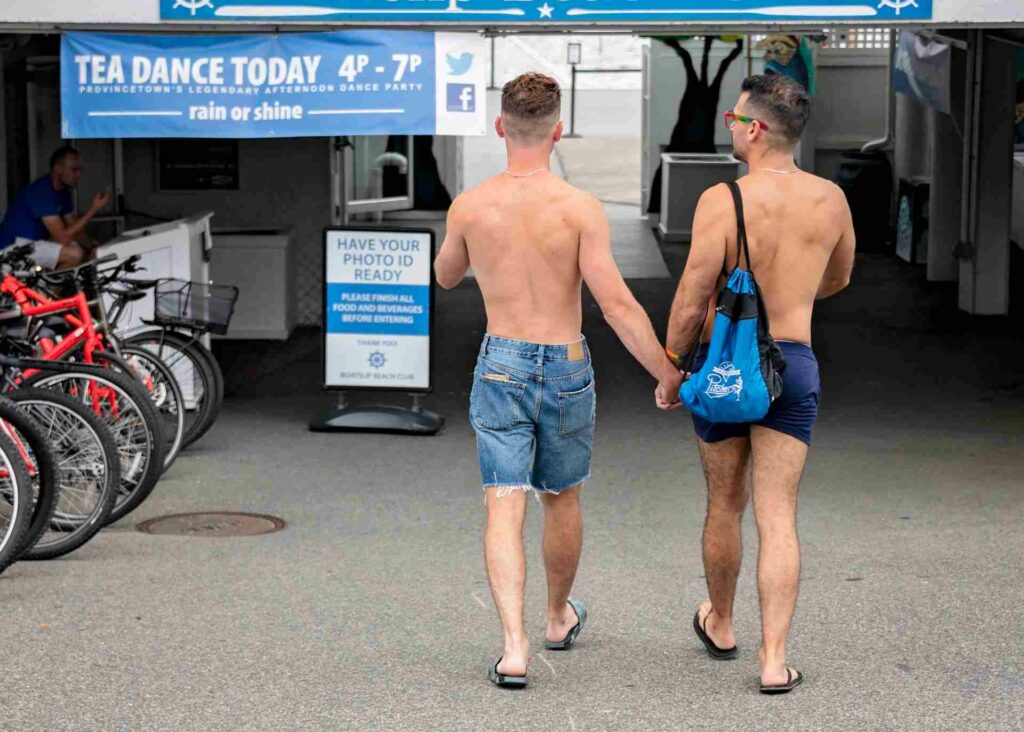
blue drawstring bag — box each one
[679,181,785,423]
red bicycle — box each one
[1,258,112,381]
[0,248,166,523]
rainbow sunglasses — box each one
[724,110,770,130]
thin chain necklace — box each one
[753,167,799,175]
[503,168,547,178]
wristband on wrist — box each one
[665,346,685,369]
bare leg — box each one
[538,485,583,642]
[750,426,808,685]
[696,436,751,650]
[484,488,530,676]
[55,243,85,270]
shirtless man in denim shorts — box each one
[434,72,682,688]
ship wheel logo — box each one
[877,0,918,15]
[173,0,215,16]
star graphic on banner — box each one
[538,3,554,18]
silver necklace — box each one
[753,167,799,175]
[503,168,547,178]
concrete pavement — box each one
[1,251,1022,730]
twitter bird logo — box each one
[446,52,474,76]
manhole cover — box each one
[136,512,285,537]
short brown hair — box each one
[740,74,810,146]
[50,144,80,170]
[501,73,561,143]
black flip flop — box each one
[760,668,804,695]
[692,609,738,660]
[488,657,528,689]
[545,598,587,651]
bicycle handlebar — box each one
[0,243,36,268]
[97,255,146,288]
[33,253,120,287]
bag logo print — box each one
[705,362,744,401]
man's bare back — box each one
[439,71,685,691]
[693,170,855,346]
[447,171,594,345]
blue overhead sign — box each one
[61,31,486,139]
[160,0,932,24]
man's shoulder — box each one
[553,180,601,215]
[695,181,737,216]
[806,174,849,212]
[27,175,53,194]
[803,171,843,194]
[25,176,62,205]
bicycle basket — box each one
[152,279,239,335]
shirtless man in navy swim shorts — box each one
[663,74,856,694]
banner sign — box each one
[161,0,931,23]
[61,31,486,138]
[893,30,951,115]
[323,228,434,392]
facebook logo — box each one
[446,84,476,113]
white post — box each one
[958,33,1016,314]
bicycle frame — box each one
[0,275,125,420]
[0,420,37,481]
[0,274,105,381]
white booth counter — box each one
[97,212,213,337]
[209,227,296,340]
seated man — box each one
[0,145,110,269]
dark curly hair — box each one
[741,73,811,146]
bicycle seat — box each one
[122,278,160,289]
[108,288,148,303]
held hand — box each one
[90,189,112,212]
[655,371,683,410]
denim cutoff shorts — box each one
[470,334,596,494]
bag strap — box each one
[725,181,752,273]
[679,181,748,375]
[681,302,708,377]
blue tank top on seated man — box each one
[0,175,74,249]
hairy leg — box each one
[696,436,752,649]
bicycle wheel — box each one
[8,388,120,560]
[0,396,59,558]
[97,347,186,473]
[23,366,165,525]
[0,431,35,574]
[120,330,220,448]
